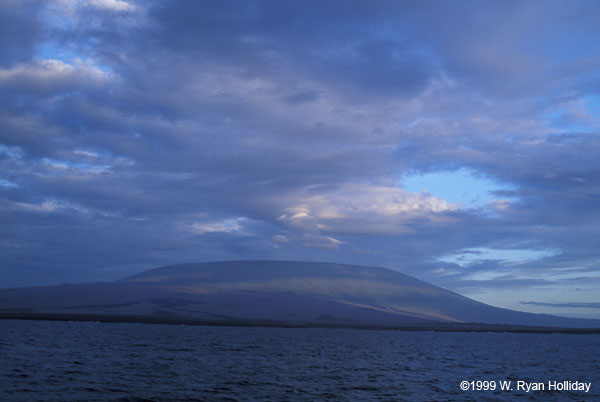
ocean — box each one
[1,319,598,401]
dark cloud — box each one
[0,0,599,318]
[0,0,43,66]
[284,91,320,105]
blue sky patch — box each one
[402,169,515,208]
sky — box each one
[1,0,600,319]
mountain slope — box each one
[1,260,598,328]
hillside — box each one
[1,261,598,328]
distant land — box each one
[1,261,599,332]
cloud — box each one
[89,0,135,12]
[52,0,136,16]
[520,301,600,309]
[187,217,250,235]
[284,90,320,104]
[276,183,455,237]
[0,59,112,95]
[0,0,43,66]
[450,277,555,289]
[1,0,600,320]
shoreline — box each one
[2,312,599,334]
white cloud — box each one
[12,199,90,215]
[187,217,249,235]
[54,0,135,13]
[89,0,135,12]
[276,183,456,238]
[438,247,561,267]
[298,233,345,250]
[0,59,112,91]
[41,158,112,176]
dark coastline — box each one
[2,312,599,334]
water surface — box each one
[1,320,598,401]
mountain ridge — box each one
[2,260,599,328]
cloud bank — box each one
[1,0,599,317]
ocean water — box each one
[1,320,598,401]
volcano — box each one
[1,260,598,329]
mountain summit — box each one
[1,261,598,328]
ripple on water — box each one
[1,320,598,402]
